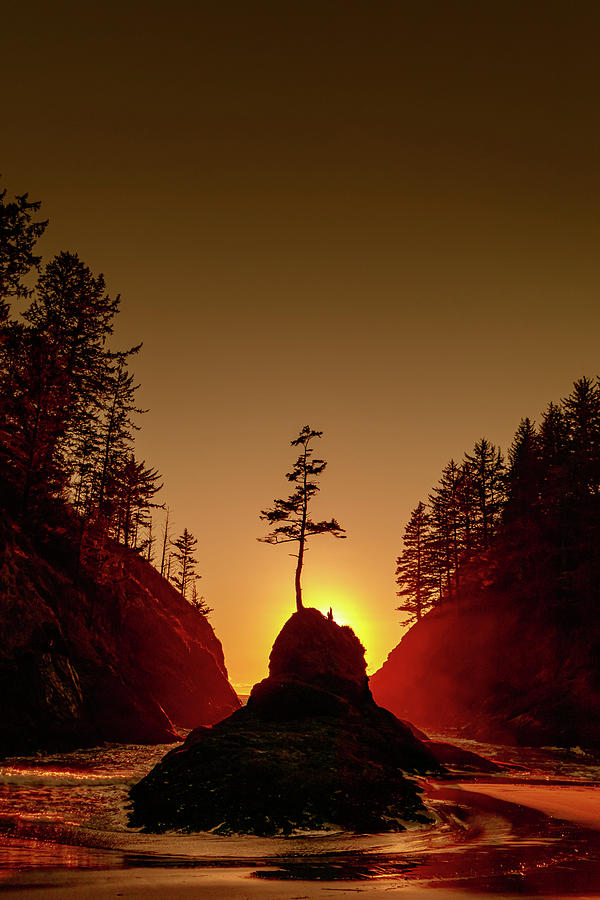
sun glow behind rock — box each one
[308,585,376,672]
[255,573,389,688]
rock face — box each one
[370,594,600,748]
[0,519,240,755]
[129,607,443,836]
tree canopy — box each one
[395,376,600,631]
[0,180,209,616]
[259,425,346,611]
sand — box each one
[2,779,599,898]
[0,865,562,900]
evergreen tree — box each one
[108,455,162,550]
[0,182,172,584]
[396,501,434,623]
[562,376,600,499]
[0,186,47,322]
[145,519,155,564]
[538,401,569,522]
[6,252,122,513]
[0,187,47,492]
[259,425,346,611]
[464,438,505,550]
[457,459,477,561]
[190,581,212,617]
[505,418,542,522]
[394,376,600,627]
[95,352,142,513]
[171,528,198,599]
[160,507,171,577]
[2,324,71,510]
[428,460,464,596]
[540,401,569,468]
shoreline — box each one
[0,866,488,900]
[2,736,600,899]
[1,781,600,898]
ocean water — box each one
[0,737,599,894]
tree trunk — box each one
[98,389,117,510]
[295,539,304,611]
[295,443,309,611]
[160,508,169,577]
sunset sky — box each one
[4,3,600,690]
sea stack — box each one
[129,607,443,835]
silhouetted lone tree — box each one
[259,425,346,611]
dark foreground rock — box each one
[0,518,240,756]
[129,607,444,836]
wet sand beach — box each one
[1,740,599,898]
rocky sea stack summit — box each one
[129,607,444,835]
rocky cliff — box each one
[0,518,240,755]
[370,591,600,748]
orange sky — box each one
[4,3,600,690]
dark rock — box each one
[129,608,444,836]
[370,593,600,748]
[0,519,240,756]
[424,740,503,773]
[266,606,368,700]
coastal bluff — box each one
[0,518,239,755]
[370,592,600,749]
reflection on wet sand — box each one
[0,741,599,897]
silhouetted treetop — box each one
[396,501,434,625]
[395,374,600,626]
[260,425,346,611]
[0,179,220,628]
[0,186,47,321]
[171,528,199,601]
